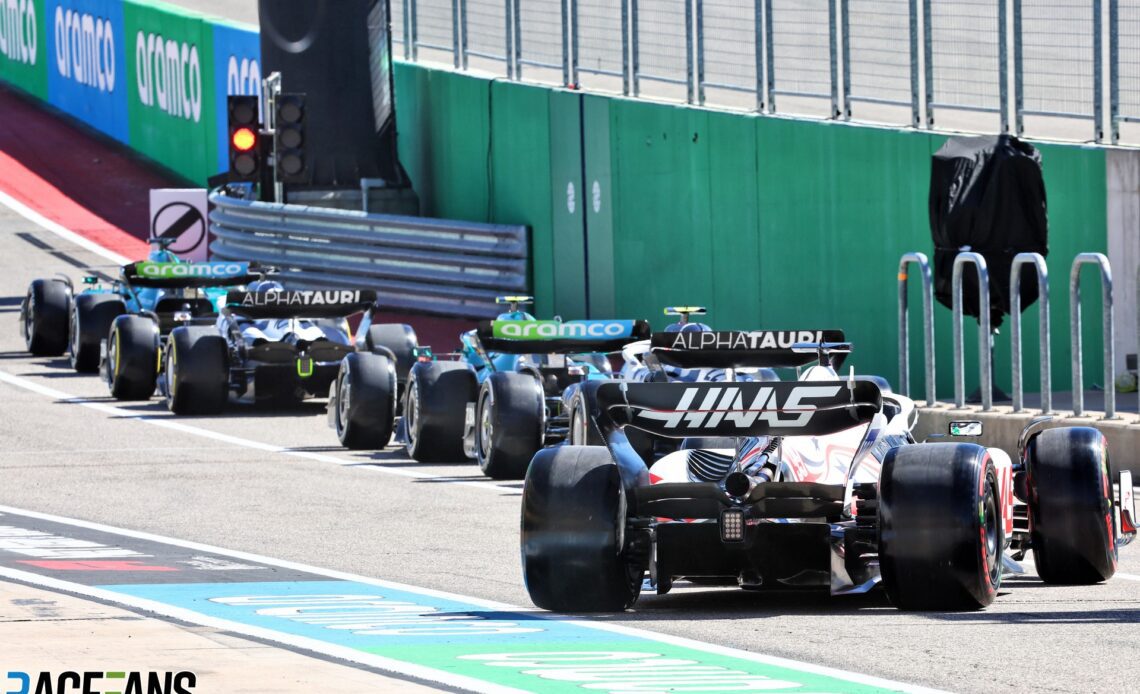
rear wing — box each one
[595,379,880,438]
[650,329,847,369]
[122,261,262,289]
[224,289,377,319]
[476,319,651,354]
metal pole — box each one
[922,0,932,126]
[1111,0,1119,143]
[571,0,579,86]
[829,0,839,118]
[1095,0,1103,142]
[841,0,850,120]
[999,0,1008,133]
[460,0,469,69]
[561,0,570,86]
[898,252,936,405]
[264,72,283,206]
[505,0,514,79]
[952,252,993,410]
[513,0,522,79]
[1010,253,1051,414]
[754,0,764,112]
[1013,0,1023,134]
[1070,253,1116,419]
[765,0,775,113]
[452,0,461,69]
[410,0,419,61]
[621,0,630,95]
[909,0,919,127]
[402,0,412,60]
[685,0,695,104]
[631,0,640,97]
[696,0,706,105]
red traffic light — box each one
[232,127,257,152]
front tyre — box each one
[22,279,70,356]
[334,352,396,449]
[476,371,544,480]
[166,327,229,415]
[879,442,1003,610]
[522,446,644,612]
[1027,427,1117,584]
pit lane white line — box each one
[0,504,947,694]
[0,369,519,495]
[0,189,129,265]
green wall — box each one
[392,61,1111,395]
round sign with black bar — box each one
[149,189,209,260]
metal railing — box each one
[951,253,993,411]
[1010,252,1051,413]
[897,252,936,405]
[1070,252,1116,418]
[208,190,529,319]
[391,0,1140,142]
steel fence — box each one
[395,0,1140,142]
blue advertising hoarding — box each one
[45,0,128,143]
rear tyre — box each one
[106,315,159,400]
[879,442,1002,610]
[1027,427,1117,584]
[334,352,396,449]
[405,361,477,462]
[22,279,70,356]
[166,327,229,415]
[70,293,126,372]
[476,371,544,480]
[365,324,418,382]
[568,388,604,446]
[522,446,644,612]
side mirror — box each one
[949,420,983,437]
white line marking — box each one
[0,189,129,265]
[0,504,945,694]
[0,370,519,495]
[1116,572,1140,581]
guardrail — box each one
[1010,252,1051,413]
[1070,252,1116,418]
[208,190,529,319]
[952,253,993,411]
[897,252,935,405]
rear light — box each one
[720,508,745,542]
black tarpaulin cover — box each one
[929,135,1048,327]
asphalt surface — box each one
[3,202,1140,694]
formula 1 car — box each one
[157,287,384,414]
[401,296,650,478]
[100,260,262,400]
[521,330,1137,612]
[19,242,249,375]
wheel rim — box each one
[23,296,35,349]
[406,381,420,449]
[68,307,80,366]
[167,340,178,402]
[337,370,351,434]
[983,477,1000,586]
[479,392,493,459]
[109,329,120,382]
[571,406,584,445]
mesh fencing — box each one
[1018,0,1094,119]
[700,0,758,96]
[769,0,833,101]
[414,0,455,54]
[518,0,565,72]
[575,0,625,80]
[927,0,1001,112]
[845,0,912,110]
[634,0,689,88]
[465,0,509,63]
[1119,0,1140,122]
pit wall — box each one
[0,1,1119,395]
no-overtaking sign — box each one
[149,189,209,260]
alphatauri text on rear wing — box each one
[594,380,881,438]
[476,319,652,354]
[649,330,847,369]
[224,289,378,319]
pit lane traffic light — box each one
[227,95,261,182]
[275,93,306,183]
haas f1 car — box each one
[521,330,1137,612]
[158,288,398,415]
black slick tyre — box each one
[405,361,477,462]
[106,315,159,400]
[334,352,396,449]
[166,327,229,415]
[879,442,1003,610]
[476,371,544,480]
[69,294,126,372]
[365,324,418,383]
[22,279,70,356]
[522,446,644,612]
[1027,426,1117,584]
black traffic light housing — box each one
[227,95,261,182]
[275,93,306,183]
